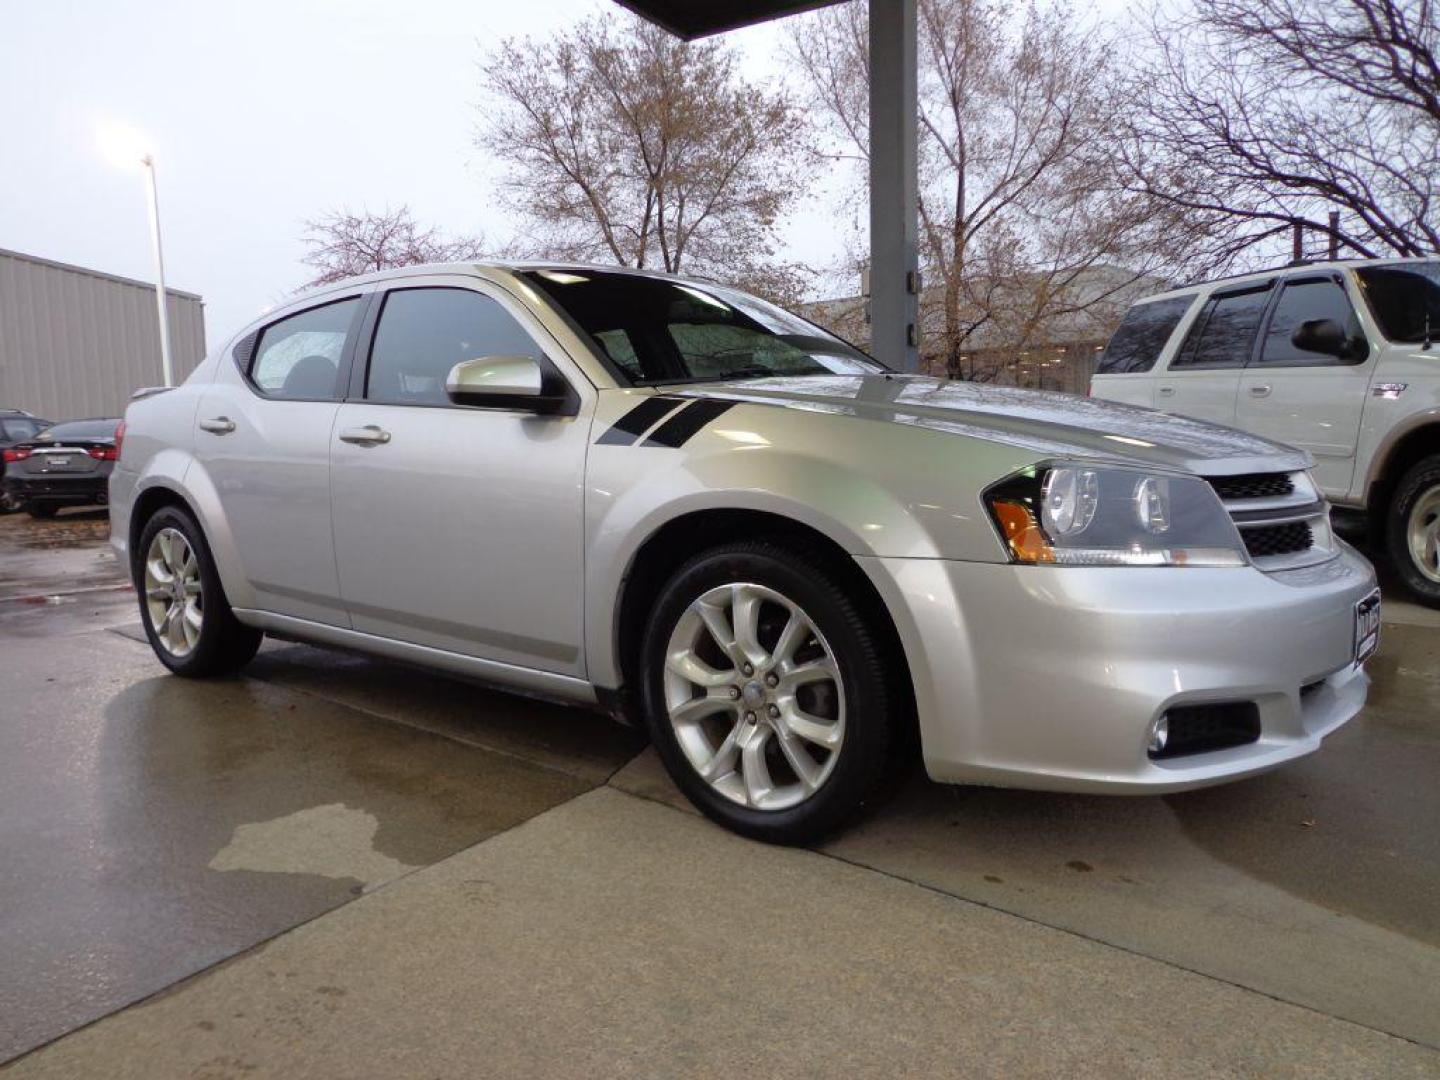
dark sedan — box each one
[2,418,122,518]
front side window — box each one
[1097,295,1195,375]
[1259,278,1366,365]
[1172,283,1273,368]
[524,269,884,384]
[250,298,358,400]
[1355,262,1440,343]
[365,288,542,405]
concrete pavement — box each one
[8,788,1438,1079]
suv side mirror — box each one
[445,356,572,413]
[1292,318,1366,361]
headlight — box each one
[985,464,1247,567]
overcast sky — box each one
[1,0,852,348]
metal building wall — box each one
[0,248,206,420]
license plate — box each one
[46,456,71,469]
[1354,590,1381,665]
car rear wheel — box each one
[1386,454,1440,609]
[640,541,898,844]
[0,491,21,514]
[135,505,262,676]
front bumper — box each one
[2,473,109,504]
[861,544,1376,793]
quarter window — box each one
[1172,284,1273,368]
[1355,263,1440,343]
[365,288,542,405]
[250,298,358,400]
[1096,296,1195,375]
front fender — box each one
[581,419,1027,688]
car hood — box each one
[682,374,1311,477]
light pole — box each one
[140,154,174,387]
[99,123,173,386]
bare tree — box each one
[478,13,810,303]
[1120,0,1440,266]
[789,0,1176,380]
[300,206,487,287]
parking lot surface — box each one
[2,509,1437,1075]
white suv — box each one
[1092,259,1440,606]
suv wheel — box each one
[1386,453,1440,608]
[135,505,263,676]
[640,541,898,844]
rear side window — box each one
[365,288,541,406]
[2,419,39,441]
[1356,262,1440,343]
[1172,284,1273,368]
[1259,278,1365,366]
[1096,296,1195,374]
[250,298,359,400]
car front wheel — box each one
[135,505,263,676]
[640,541,899,844]
[1386,454,1440,608]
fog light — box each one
[1147,715,1169,756]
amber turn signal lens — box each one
[992,499,1055,564]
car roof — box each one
[1136,255,1440,305]
[273,260,717,312]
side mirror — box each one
[445,356,570,413]
[1291,318,1366,361]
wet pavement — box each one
[1,507,1438,1073]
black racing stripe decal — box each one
[643,399,737,448]
[595,396,687,446]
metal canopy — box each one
[612,1,845,39]
[615,0,920,372]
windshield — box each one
[38,419,119,441]
[1355,262,1440,343]
[521,269,885,385]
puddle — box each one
[209,803,420,890]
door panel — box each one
[190,295,362,625]
[1234,276,1374,498]
[1153,282,1273,429]
[1153,371,1241,427]
[330,404,588,674]
[329,283,590,676]
[193,380,346,624]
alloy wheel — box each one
[144,527,203,657]
[1408,485,1440,584]
[663,582,845,811]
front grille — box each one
[1241,521,1313,559]
[1209,473,1295,501]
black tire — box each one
[639,540,899,844]
[0,491,21,515]
[1386,453,1440,608]
[134,505,263,676]
[26,503,58,519]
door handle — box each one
[338,425,391,446]
[1248,384,1272,398]
[199,416,236,435]
[1157,386,1176,397]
